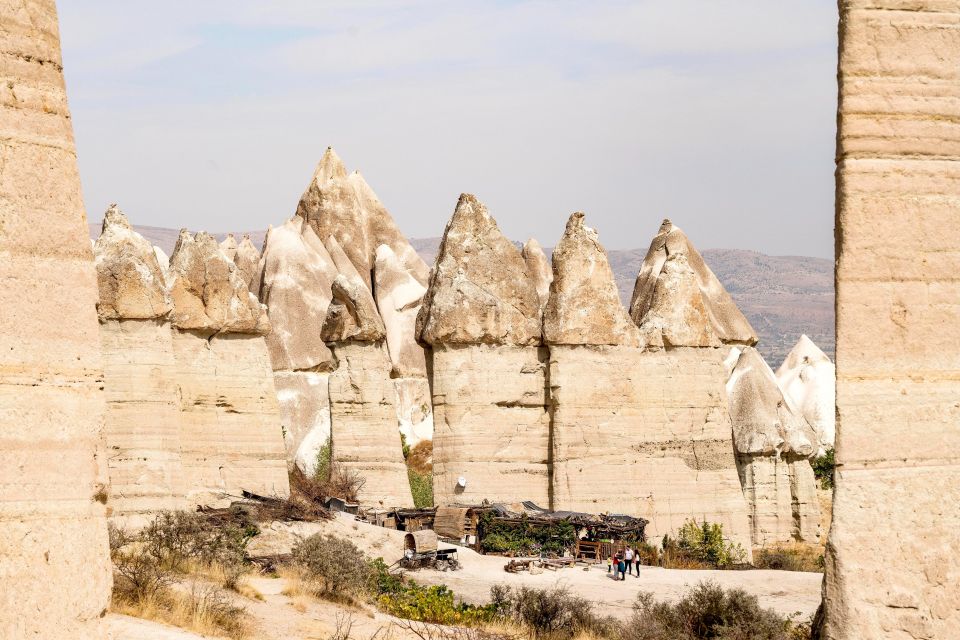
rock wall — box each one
[0,1,112,635]
[826,2,960,637]
[419,194,549,506]
[274,371,331,477]
[328,341,414,507]
[776,335,835,453]
[726,347,820,546]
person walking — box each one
[617,552,626,581]
[634,548,642,576]
[624,546,634,576]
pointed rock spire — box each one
[311,146,348,185]
[374,243,428,376]
[417,193,542,346]
[630,219,757,347]
[543,213,640,346]
[94,204,172,320]
[726,346,818,457]
[776,335,835,450]
[522,237,552,308]
[258,218,337,370]
[219,233,238,261]
[233,234,261,293]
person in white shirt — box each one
[624,547,635,576]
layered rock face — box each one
[725,347,820,546]
[825,3,960,637]
[94,206,186,516]
[522,238,552,308]
[776,335,835,452]
[630,220,757,347]
[168,231,289,503]
[0,2,111,635]
[419,194,549,506]
[547,215,751,550]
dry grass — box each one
[112,579,249,639]
[753,543,824,573]
[406,440,433,475]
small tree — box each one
[812,448,835,489]
[292,533,370,597]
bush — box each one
[408,467,434,508]
[489,584,618,639]
[661,520,746,569]
[406,440,433,475]
[478,513,576,556]
[753,544,824,573]
[812,448,835,490]
[292,533,370,597]
[307,437,367,502]
[626,581,800,640]
[378,582,494,625]
[141,511,255,576]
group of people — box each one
[608,547,642,580]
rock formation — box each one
[296,147,429,289]
[522,238,552,308]
[219,233,238,261]
[825,3,960,636]
[419,194,549,506]
[0,1,112,635]
[725,347,820,546]
[234,234,261,293]
[547,214,751,551]
[776,335,835,452]
[168,231,289,504]
[94,206,186,517]
[630,220,757,347]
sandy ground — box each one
[249,513,823,622]
[106,614,214,639]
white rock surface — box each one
[394,377,434,447]
[522,237,552,308]
[374,244,428,377]
[776,335,836,452]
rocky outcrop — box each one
[726,347,820,546]
[374,243,428,377]
[420,194,549,506]
[522,238,552,308]
[394,377,434,448]
[234,235,261,293]
[169,232,289,504]
[776,335,835,452]
[630,220,757,347]
[547,214,751,551]
[94,207,186,517]
[825,3,960,637]
[296,147,429,288]
[0,2,112,635]
[219,233,238,261]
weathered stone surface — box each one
[394,377,434,447]
[258,219,336,371]
[543,213,640,346]
[630,220,757,347]
[825,3,960,637]
[725,347,820,545]
[323,274,386,344]
[0,2,111,635]
[94,205,172,320]
[522,238,552,308]
[169,230,268,334]
[418,194,542,346]
[274,371,331,477]
[328,341,413,507]
[550,346,752,553]
[374,244,428,377]
[99,319,186,516]
[296,147,429,288]
[173,331,291,504]
[234,234,261,293]
[431,345,550,507]
[219,233,238,261]
[776,335,836,452]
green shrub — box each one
[661,520,746,569]
[292,533,370,597]
[478,513,576,556]
[625,581,801,640]
[377,582,494,625]
[368,557,404,595]
[407,467,434,508]
[812,448,835,490]
[753,545,824,573]
[141,511,255,574]
[489,584,619,639]
[400,432,411,460]
[314,437,333,483]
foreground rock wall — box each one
[0,1,111,635]
[826,2,960,637]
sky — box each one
[59,1,838,257]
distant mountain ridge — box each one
[89,222,834,367]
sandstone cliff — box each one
[419,194,549,506]
[94,206,186,517]
[776,335,835,453]
[725,347,820,546]
[826,3,960,636]
[546,214,751,551]
[0,2,112,635]
[169,231,289,504]
[630,220,757,347]
[522,238,552,308]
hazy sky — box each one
[59,1,838,257]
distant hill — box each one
[90,222,834,367]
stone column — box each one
[826,2,960,636]
[0,1,111,636]
[418,194,549,507]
